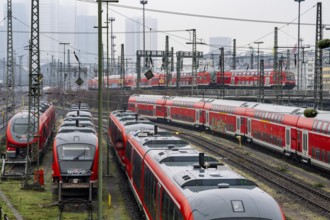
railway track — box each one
[155,123,330,216]
[57,199,95,220]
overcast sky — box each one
[75,0,330,54]
[1,0,330,55]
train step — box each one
[1,158,27,180]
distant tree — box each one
[317,39,330,49]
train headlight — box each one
[231,200,244,212]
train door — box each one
[247,118,251,137]
[230,77,235,85]
[153,105,156,117]
[166,107,171,121]
[302,130,309,159]
[195,110,200,126]
[236,116,241,135]
[285,127,291,152]
[200,110,205,125]
[265,77,270,86]
[297,130,302,152]
[240,117,247,135]
[205,111,209,128]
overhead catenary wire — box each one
[78,1,325,26]
[1,2,324,63]
[77,0,324,53]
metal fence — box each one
[0,207,9,220]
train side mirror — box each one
[303,108,318,118]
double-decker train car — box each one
[221,69,296,89]
[128,94,330,172]
[108,111,286,219]
[5,101,56,160]
[52,103,98,200]
[88,68,296,90]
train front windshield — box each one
[13,118,37,134]
[57,144,96,175]
[13,118,29,134]
[286,71,295,81]
[58,144,95,160]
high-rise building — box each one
[40,0,60,64]
[0,2,29,59]
[125,16,158,61]
[76,15,98,64]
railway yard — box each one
[2,0,330,219]
[0,94,330,219]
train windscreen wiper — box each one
[73,148,86,160]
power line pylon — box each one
[314,2,323,109]
[22,0,42,190]
[6,0,15,123]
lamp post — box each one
[295,0,304,90]
[140,0,148,69]
[110,17,115,75]
[140,0,148,53]
[186,29,196,96]
[97,1,118,218]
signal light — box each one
[303,108,318,118]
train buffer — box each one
[1,158,26,180]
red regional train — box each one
[128,94,330,172]
[5,101,56,160]
[88,69,296,90]
[52,104,98,200]
[108,110,154,168]
[109,110,286,219]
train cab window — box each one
[322,122,328,133]
[265,113,270,120]
[316,121,322,132]
[257,112,261,119]
[271,114,275,121]
[328,125,330,134]
[312,121,318,131]
[58,145,95,160]
[265,113,269,119]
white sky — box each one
[1,0,330,55]
[75,0,330,54]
